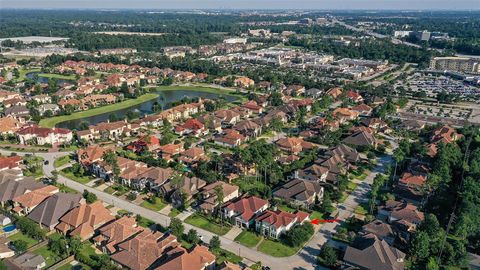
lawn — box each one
[234,231,262,248]
[277,204,296,213]
[212,248,243,265]
[7,231,38,248]
[54,155,72,168]
[310,211,324,220]
[60,168,95,184]
[168,208,181,217]
[346,181,358,192]
[140,199,166,212]
[184,214,231,236]
[16,68,41,82]
[136,215,156,228]
[354,203,369,216]
[257,239,298,257]
[38,93,159,128]
[37,73,76,80]
[57,262,91,270]
[32,246,59,268]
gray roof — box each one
[0,177,43,203]
[4,105,29,116]
[27,193,83,228]
[5,252,45,270]
[344,234,405,270]
[343,131,376,147]
[274,179,322,202]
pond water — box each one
[26,72,73,85]
[56,90,238,129]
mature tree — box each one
[12,240,28,253]
[83,190,97,204]
[318,245,338,267]
[170,218,184,237]
[185,229,200,245]
[209,235,221,250]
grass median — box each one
[39,93,159,128]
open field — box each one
[39,93,159,128]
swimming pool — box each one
[3,224,16,233]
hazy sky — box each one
[1,0,479,10]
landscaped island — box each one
[39,93,159,128]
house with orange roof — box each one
[154,245,216,270]
[127,135,161,153]
[430,125,462,144]
[0,155,22,171]
[326,87,343,99]
[242,100,263,114]
[255,210,310,239]
[111,230,179,270]
[199,181,239,213]
[77,144,114,168]
[346,90,364,103]
[158,143,184,162]
[178,147,208,165]
[214,129,246,148]
[12,185,59,215]
[175,118,207,137]
[93,216,143,254]
[351,103,373,116]
[0,117,24,136]
[332,107,360,123]
[234,76,255,88]
[222,196,269,228]
[56,200,114,240]
[275,137,316,154]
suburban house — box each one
[346,90,364,103]
[0,155,22,171]
[27,193,84,230]
[273,179,324,208]
[199,181,239,213]
[16,125,73,145]
[178,147,208,165]
[332,108,360,123]
[111,230,179,270]
[222,196,269,228]
[343,234,405,270]
[78,144,114,168]
[11,185,59,215]
[175,118,208,137]
[133,167,175,191]
[0,238,14,259]
[93,216,143,254]
[214,109,241,126]
[343,130,377,148]
[255,210,310,239]
[360,220,396,246]
[305,88,324,98]
[294,164,329,183]
[378,200,425,234]
[395,171,428,203]
[351,103,373,116]
[168,176,207,207]
[233,120,262,139]
[154,245,216,270]
[3,252,46,270]
[56,201,114,240]
[0,116,24,136]
[214,129,247,148]
[127,135,161,153]
[325,87,343,99]
[0,177,45,206]
[242,100,263,114]
[157,143,184,161]
[275,137,316,154]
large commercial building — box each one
[430,57,480,74]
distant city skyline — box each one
[1,0,480,10]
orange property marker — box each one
[311,219,341,224]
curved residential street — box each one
[0,148,392,270]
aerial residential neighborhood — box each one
[0,2,479,270]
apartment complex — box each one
[429,57,480,74]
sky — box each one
[1,0,479,10]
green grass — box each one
[54,155,72,168]
[234,231,262,248]
[32,246,59,268]
[310,211,324,220]
[78,243,97,258]
[257,239,298,257]
[60,169,95,184]
[136,215,156,228]
[7,231,38,248]
[37,73,76,80]
[355,202,370,216]
[56,184,79,194]
[168,208,181,217]
[346,181,358,192]
[104,186,115,194]
[38,93,159,128]
[184,214,231,236]
[140,199,166,211]
[57,262,91,270]
[277,204,296,213]
[212,248,243,265]
[16,68,41,82]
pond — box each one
[26,72,74,85]
[56,89,238,129]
